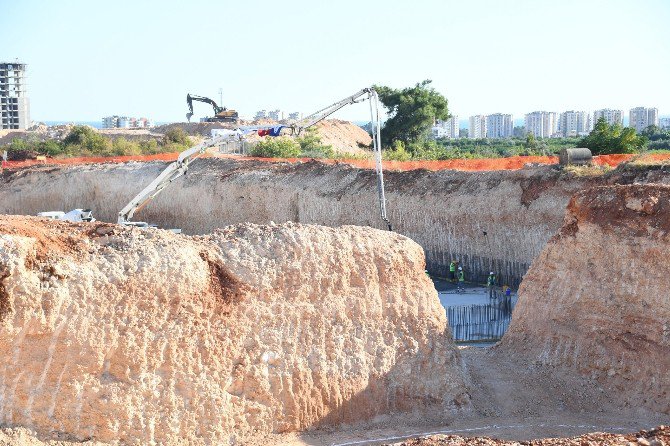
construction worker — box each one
[449,260,457,282]
[457,267,465,292]
[487,272,497,299]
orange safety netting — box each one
[2,152,669,172]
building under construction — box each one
[0,61,30,130]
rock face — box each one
[3,159,669,286]
[0,217,468,445]
[498,184,670,414]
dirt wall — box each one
[497,184,670,414]
[1,160,669,286]
[0,216,468,445]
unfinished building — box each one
[0,61,30,130]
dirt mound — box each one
[396,425,669,445]
[152,119,370,155]
[0,216,468,444]
[498,184,670,414]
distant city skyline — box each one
[2,0,668,123]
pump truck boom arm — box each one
[119,86,391,231]
[291,87,390,230]
[291,87,373,135]
[117,132,241,224]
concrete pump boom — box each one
[117,87,391,231]
[117,131,243,225]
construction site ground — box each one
[266,345,667,445]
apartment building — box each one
[432,115,459,139]
[1,61,30,130]
[558,110,592,137]
[287,112,302,120]
[660,117,670,130]
[629,107,659,132]
[469,115,487,138]
[593,108,624,126]
[102,115,152,129]
[485,113,513,138]
[524,111,558,138]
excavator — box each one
[186,93,239,123]
[39,87,392,231]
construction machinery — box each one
[40,86,391,232]
[186,94,239,123]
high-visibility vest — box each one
[450,263,456,272]
[487,275,496,286]
[458,271,464,282]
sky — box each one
[2,0,669,123]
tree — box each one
[524,133,538,150]
[374,80,449,148]
[579,117,646,155]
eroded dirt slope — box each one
[497,184,670,415]
[2,159,670,286]
[0,217,468,445]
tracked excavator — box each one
[39,87,392,231]
[186,93,239,123]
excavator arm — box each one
[186,94,224,122]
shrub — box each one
[164,128,191,146]
[250,137,301,158]
[296,128,334,158]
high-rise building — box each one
[1,61,30,130]
[524,111,558,138]
[433,115,459,139]
[485,113,513,138]
[593,109,624,126]
[660,117,670,130]
[629,107,659,132]
[558,110,592,137]
[469,115,487,138]
[287,112,302,120]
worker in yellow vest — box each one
[457,267,465,292]
[449,260,458,282]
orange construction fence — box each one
[1,152,668,172]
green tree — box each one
[250,137,301,158]
[374,80,449,147]
[579,117,646,155]
[524,133,538,150]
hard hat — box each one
[490,271,494,275]
[458,267,462,270]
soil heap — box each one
[498,184,670,414]
[0,217,468,445]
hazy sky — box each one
[2,0,669,122]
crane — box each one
[186,93,239,123]
[116,87,391,230]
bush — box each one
[383,140,411,161]
[164,128,191,146]
[296,128,334,158]
[6,138,38,160]
[250,137,301,158]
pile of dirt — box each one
[153,119,371,155]
[393,425,669,445]
[497,184,670,414]
[0,216,468,445]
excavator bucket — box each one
[186,112,193,122]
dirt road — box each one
[273,346,668,445]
